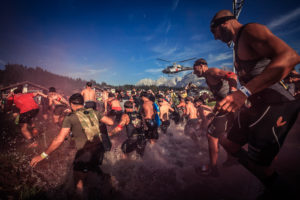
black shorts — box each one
[12,106,20,114]
[227,100,300,166]
[84,101,97,110]
[208,112,234,138]
[73,137,105,171]
[145,119,158,139]
[19,109,39,124]
[121,134,147,156]
[41,105,49,114]
[53,105,67,116]
[161,120,170,133]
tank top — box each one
[234,23,295,103]
[208,80,230,101]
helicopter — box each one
[157,57,196,74]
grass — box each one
[19,185,42,200]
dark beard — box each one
[219,26,233,45]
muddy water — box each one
[4,112,300,199]
[101,122,260,200]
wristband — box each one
[117,124,123,130]
[226,72,235,78]
[40,152,48,159]
[239,86,252,97]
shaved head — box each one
[212,10,234,22]
[210,10,239,46]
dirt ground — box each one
[0,111,299,200]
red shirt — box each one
[12,93,39,114]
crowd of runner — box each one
[1,9,300,199]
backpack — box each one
[153,103,162,127]
[75,108,101,141]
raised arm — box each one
[108,114,129,136]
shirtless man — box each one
[158,96,174,134]
[184,97,201,142]
[210,10,300,196]
[193,58,237,176]
[176,96,186,125]
[102,88,109,113]
[140,91,158,141]
[194,97,214,135]
[48,87,70,126]
[81,82,96,110]
[107,93,123,122]
[109,101,147,157]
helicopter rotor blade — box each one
[157,58,172,63]
[178,57,197,63]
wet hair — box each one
[69,93,84,105]
[124,101,133,108]
[108,92,115,98]
[140,91,155,102]
[156,94,164,99]
[14,86,23,94]
[49,87,56,93]
[193,58,207,67]
[140,91,150,99]
[194,97,204,104]
[185,96,193,102]
[86,82,92,87]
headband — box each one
[210,16,236,28]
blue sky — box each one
[1,0,300,85]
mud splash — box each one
[0,112,264,200]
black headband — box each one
[193,61,207,67]
[210,16,236,28]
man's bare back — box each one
[142,101,154,119]
[186,101,198,120]
[81,88,96,102]
[159,101,174,121]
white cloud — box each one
[190,34,203,41]
[166,21,172,34]
[220,62,233,67]
[144,18,172,41]
[145,35,154,41]
[136,73,206,88]
[156,40,220,62]
[151,44,177,57]
[275,26,300,36]
[172,0,180,11]
[208,52,232,63]
[267,7,300,30]
[145,68,164,73]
